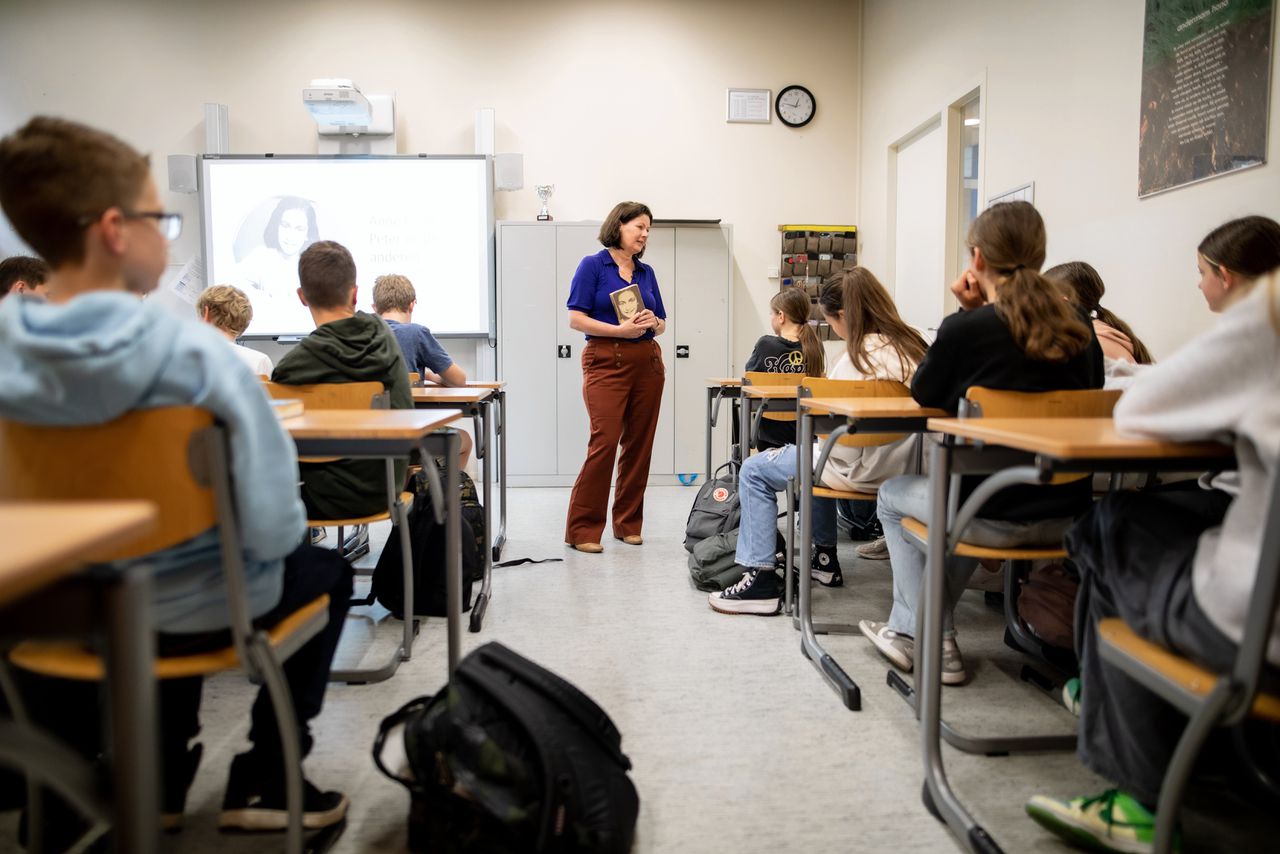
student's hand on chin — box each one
[950,270,986,310]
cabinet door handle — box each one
[676,345,690,358]
[558,345,572,358]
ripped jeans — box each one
[734,444,838,569]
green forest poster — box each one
[1139,0,1273,196]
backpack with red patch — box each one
[683,461,741,552]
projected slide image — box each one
[202,158,490,337]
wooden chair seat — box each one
[901,517,1067,561]
[307,492,413,528]
[812,485,878,502]
[1098,618,1280,723]
[10,595,330,681]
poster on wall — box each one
[1138,0,1273,197]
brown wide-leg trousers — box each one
[565,338,665,544]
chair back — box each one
[0,408,219,561]
[801,378,912,448]
[408,372,421,387]
[963,387,1120,418]
[262,380,387,411]
[962,386,1120,484]
[744,371,806,423]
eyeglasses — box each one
[122,210,183,241]
[78,209,183,241]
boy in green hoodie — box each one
[272,240,412,524]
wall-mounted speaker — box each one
[495,152,523,191]
[167,154,198,194]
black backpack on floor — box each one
[371,467,484,617]
[373,642,640,853]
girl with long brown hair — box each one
[860,201,1104,684]
[1046,261,1154,365]
[709,270,927,615]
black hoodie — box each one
[272,312,412,520]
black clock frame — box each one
[775,84,816,128]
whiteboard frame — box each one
[198,154,496,340]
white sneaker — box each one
[859,620,914,671]
[941,636,968,685]
[856,537,890,560]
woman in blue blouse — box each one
[564,201,667,553]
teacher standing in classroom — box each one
[564,201,667,553]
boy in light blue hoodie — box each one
[0,117,352,836]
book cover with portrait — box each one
[609,284,643,323]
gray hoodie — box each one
[0,291,306,632]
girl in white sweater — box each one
[709,270,927,615]
[1027,215,1280,854]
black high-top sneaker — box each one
[810,544,843,587]
[707,567,783,616]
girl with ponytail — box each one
[1046,261,1154,365]
[709,270,928,616]
[860,201,1104,684]
[743,287,825,450]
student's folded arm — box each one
[1114,305,1259,443]
[201,352,307,561]
[909,326,960,410]
[438,364,467,387]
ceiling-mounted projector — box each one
[303,78,373,127]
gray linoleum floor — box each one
[3,486,1277,853]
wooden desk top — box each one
[927,417,1233,460]
[419,381,507,390]
[411,387,494,404]
[801,397,948,419]
[742,385,802,399]
[282,409,461,440]
[0,501,158,606]
[706,377,743,387]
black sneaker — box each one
[811,545,843,587]
[219,753,348,832]
[161,742,203,832]
[309,527,327,545]
[708,568,782,615]
[341,524,369,561]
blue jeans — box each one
[734,444,837,568]
[877,475,1074,639]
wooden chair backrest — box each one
[0,407,217,561]
[801,378,913,448]
[964,387,1121,418]
[744,371,807,423]
[261,380,385,411]
[408,372,421,386]
[963,387,1121,484]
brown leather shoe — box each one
[568,542,604,553]
[617,535,643,546]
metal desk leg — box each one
[444,431,462,675]
[103,565,159,854]
[470,401,494,632]
[706,386,714,480]
[493,390,507,562]
[797,410,862,711]
[736,393,752,483]
[918,442,1002,852]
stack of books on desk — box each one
[270,398,304,420]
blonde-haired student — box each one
[1027,218,1280,854]
[709,269,927,615]
[372,273,466,387]
[196,283,273,375]
[860,201,1104,684]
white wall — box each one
[0,0,861,366]
[859,0,1280,359]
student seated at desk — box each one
[743,287,825,451]
[709,270,926,616]
[272,241,413,559]
[0,254,49,300]
[859,201,1104,684]
[373,272,466,387]
[1045,261,1153,366]
[1026,222,1280,854]
[0,116,352,839]
[195,283,273,375]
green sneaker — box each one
[1063,677,1081,717]
[1025,789,1178,854]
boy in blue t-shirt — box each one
[372,273,466,386]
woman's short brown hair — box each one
[372,274,416,313]
[297,241,357,309]
[196,285,254,336]
[598,202,654,259]
[0,116,150,267]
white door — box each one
[643,227,676,477]
[892,120,947,334]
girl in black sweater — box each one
[860,201,1103,684]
